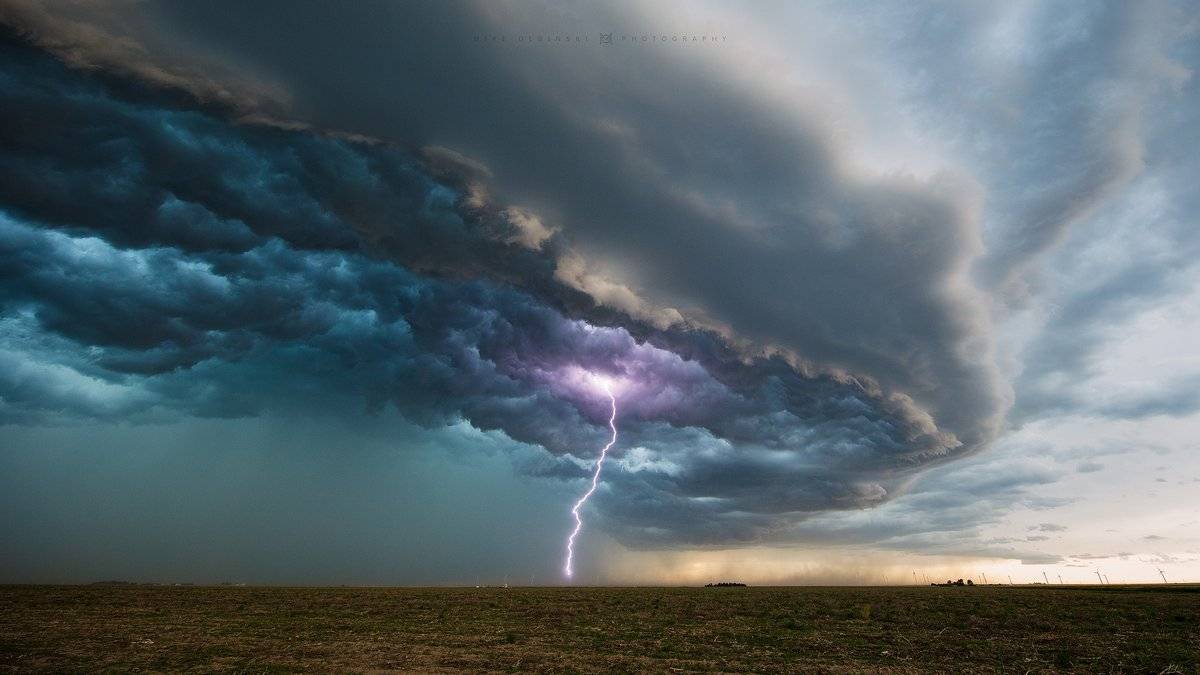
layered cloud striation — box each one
[0,26,994,547]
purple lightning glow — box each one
[563,379,618,579]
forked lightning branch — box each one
[563,378,619,579]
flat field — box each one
[1,584,1197,673]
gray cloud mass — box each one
[2,0,1198,577]
[0,28,960,547]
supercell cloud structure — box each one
[0,29,957,547]
[1,0,1199,576]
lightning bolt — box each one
[563,381,618,579]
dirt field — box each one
[1,584,1197,673]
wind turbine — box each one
[1042,571,1050,584]
[1159,568,1168,584]
[1095,570,1104,584]
[1008,575,1013,585]
[981,572,988,585]
[1103,574,1110,585]
[1057,574,1063,585]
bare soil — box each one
[1,584,1197,673]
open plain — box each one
[1,584,1197,673]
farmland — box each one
[1,584,1197,673]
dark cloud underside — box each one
[0,30,958,546]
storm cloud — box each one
[0,29,959,546]
[10,0,1015,451]
[2,1,1199,578]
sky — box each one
[0,0,1197,585]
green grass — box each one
[1,584,1197,672]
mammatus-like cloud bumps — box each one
[3,0,1196,558]
[0,30,965,545]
